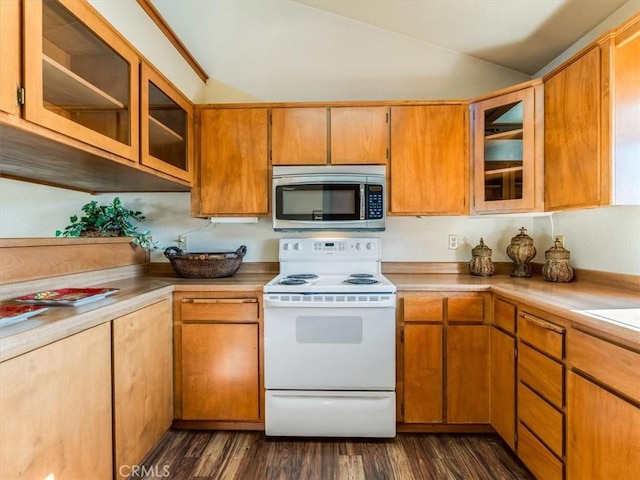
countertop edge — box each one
[2,273,639,362]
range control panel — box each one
[279,238,381,261]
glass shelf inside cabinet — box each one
[42,1,130,145]
[148,81,187,170]
[483,101,523,202]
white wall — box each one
[1,2,638,275]
[0,178,536,264]
[533,207,640,276]
[88,0,206,102]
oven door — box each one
[264,300,396,390]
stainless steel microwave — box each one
[272,165,386,232]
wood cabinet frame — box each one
[23,0,140,161]
[398,292,491,430]
[471,80,544,214]
[172,290,265,429]
[140,62,194,183]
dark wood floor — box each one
[132,429,534,480]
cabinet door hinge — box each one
[400,329,404,343]
[514,431,518,444]
[386,147,390,160]
[514,345,518,358]
[16,86,25,106]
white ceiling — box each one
[294,0,630,74]
[152,0,631,77]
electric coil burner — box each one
[263,238,397,438]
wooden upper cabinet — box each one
[270,107,328,165]
[0,0,20,116]
[23,0,140,161]
[544,46,602,210]
[471,80,543,214]
[140,63,193,183]
[390,104,469,215]
[611,15,640,205]
[196,108,269,216]
[330,106,389,164]
[545,14,640,210]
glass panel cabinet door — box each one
[472,83,543,213]
[24,0,139,161]
[140,64,193,183]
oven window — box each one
[276,184,360,220]
[296,316,363,344]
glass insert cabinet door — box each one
[140,64,193,183]
[24,0,139,161]
[472,86,538,213]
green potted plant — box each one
[56,197,158,249]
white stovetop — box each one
[264,274,396,294]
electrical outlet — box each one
[177,235,188,250]
[448,234,458,250]
[556,235,565,247]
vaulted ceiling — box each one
[152,0,630,76]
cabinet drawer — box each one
[519,312,565,360]
[518,423,563,480]
[567,329,640,403]
[448,296,484,323]
[519,343,564,408]
[403,297,443,323]
[494,298,516,333]
[181,298,258,322]
[518,383,563,457]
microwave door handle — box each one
[360,184,366,220]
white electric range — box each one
[263,238,397,438]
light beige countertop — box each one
[2,271,639,362]
[390,273,640,347]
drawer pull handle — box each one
[183,298,257,304]
[520,313,565,334]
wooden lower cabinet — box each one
[113,299,173,478]
[404,324,444,422]
[0,323,113,479]
[516,308,566,478]
[175,293,262,424]
[400,293,489,427]
[181,322,259,420]
[447,325,489,423]
[518,423,564,480]
[490,326,516,448]
[567,372,640,480]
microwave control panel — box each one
[366,185,384,219]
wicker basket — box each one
[164,245,247,278]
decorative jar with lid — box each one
[506,227,536,278]
[469,238,495,277]
[542,238,574,282]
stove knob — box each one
[294,242,302,251]
[366,242,373,250]
[282,243,290,251]
[355,242,362,250]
